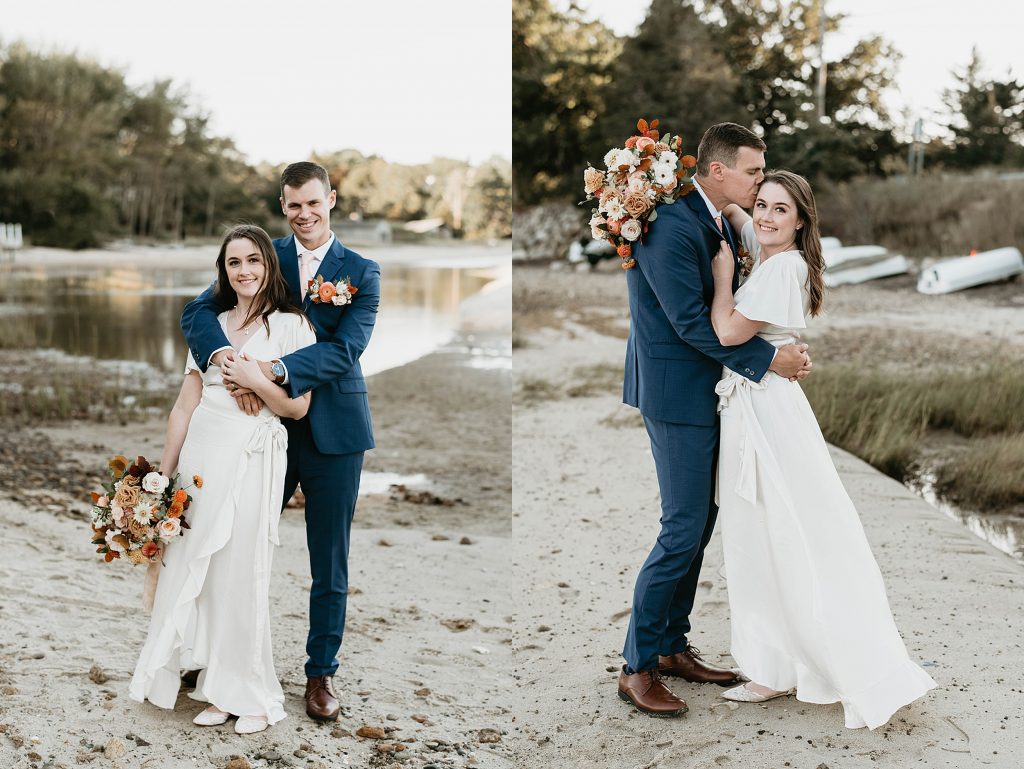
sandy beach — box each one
[0,254,513,769]
[510,264,1024,768]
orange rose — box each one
[624,136,638,148]
[617,244,632,258]
[621,258,636,269]
[635,137,656,154]
[349,285,358,295]
[168,501,184,519]
[319,282,337,303]
[174,489,187,504]
[681,154,697,169]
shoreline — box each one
[510,275,1024,767]
[0,269,513,768]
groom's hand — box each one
[231,390,264,416]
[770,343,812,381]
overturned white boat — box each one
[819,237,910,286]
[916,247,1024,294]
[825,255,911,287]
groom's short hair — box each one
[696,123,766,176]
[280,161,332,195]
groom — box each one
[181,161,380,722]
[618,123,810,716]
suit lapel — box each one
[278,235,305,306]
[302,236,347,309]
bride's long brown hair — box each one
[212,224,306,335]
[761,170,826,317]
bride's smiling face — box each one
[224,238,266,300]
[752,182,801,252]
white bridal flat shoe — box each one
[234,715,269,734]
[722,683,796,703]
[193,706,230,726]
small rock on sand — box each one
[357,725,386,739]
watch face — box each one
[272,362,285,378]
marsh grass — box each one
[817,174,1024,257]
[934,434,1024,510]
[803,359,1024,506]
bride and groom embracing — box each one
[617,123,936,729]
[128,162,380,734]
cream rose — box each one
[589,213,607,240]
[114,483,141,510]
[157,518,181,542]
[142,472,169,495]
[621,219,643,242]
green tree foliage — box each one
[939,48,1024,168]
[0,43,509,248]
[513,0,620,203]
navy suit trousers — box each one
[623,415,719,672]
[282,418,364,678]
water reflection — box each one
[909,471,1024,563]
[0,260,493,376]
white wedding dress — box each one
[129,311,315,723]
[715,222,936,729]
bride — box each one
[129,224,315,734]
[709,170,936,729]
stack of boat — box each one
[820,238,910,287]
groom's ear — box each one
[279,196,287,215]
[327,189,337,210]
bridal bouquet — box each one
[90,455,198,565]
[582,118,697,269]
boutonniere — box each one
[737,244,755,280]
[306,274,359,306]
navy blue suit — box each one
[181,234,380,677]
[622,191,776,673]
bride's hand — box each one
[221,353,263,391]
[712,240,735,283]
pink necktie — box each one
[714,215,724,233]
[299,251,316,296]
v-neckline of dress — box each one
[220,310,263,357]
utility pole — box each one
[817,0,827,121]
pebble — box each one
[102,739,126,760]
[431,534,449,541]
[356,725,386,739]
[414,688,431,697]
[330,727,352,738]
[224,758,251,769]
[386,713,399,721]
[257,750,281,761]
[477,729,501,744]
[459,536,473,545]
[411,714,430,725]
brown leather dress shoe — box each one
[305,676,340,721]
[658,645,743,686]
[617,667,688,717]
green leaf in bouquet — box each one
[648,209,658,223]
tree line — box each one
[0,43,511,248]
[513,0,1024,206]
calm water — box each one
[0,258,495,376]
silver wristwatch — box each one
[270,360,286,384]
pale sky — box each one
[563,0,1021,141]
[3,0,511,167]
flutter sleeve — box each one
[183,352,201,376]
[734,253,808,329]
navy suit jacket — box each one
[181,234,381,455]
[623,191,777,426]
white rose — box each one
[142,472,169,494]
[331,291,351,306]
[621,219,643,242]
[111,503,127,528]
[612,149,638,169]
[157,518,181,542]
[589,213,607,240]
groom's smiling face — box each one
[281,179,337,250]
[717,147,766,208]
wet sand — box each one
[0,260,513,769]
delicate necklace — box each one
[233,306,259,336]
